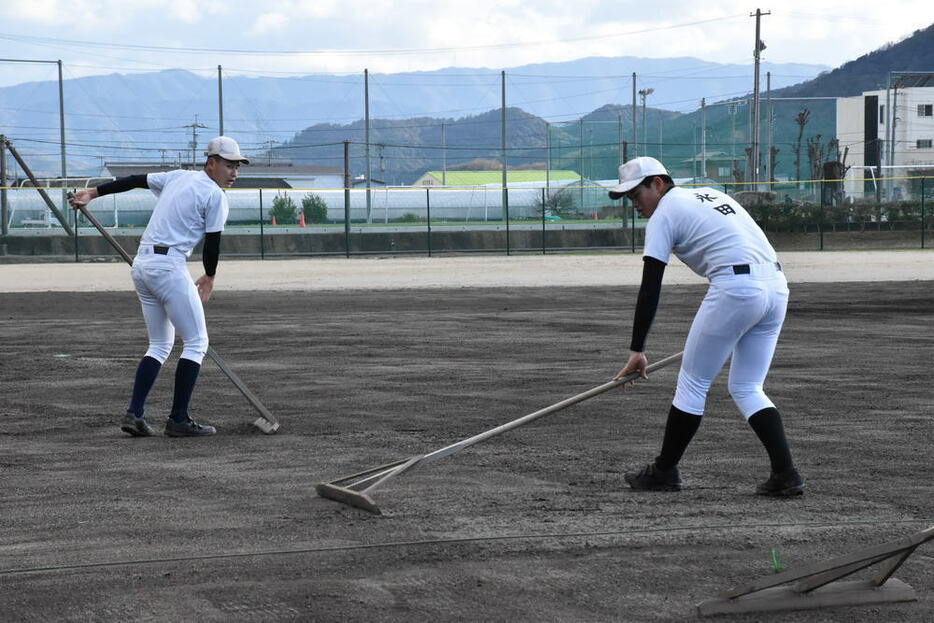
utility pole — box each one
[638,88,654,157]
[750,8,770,188]
[184,117,207,168]
[631,73,637,157]
[701,98,707,180]
[262,140,279,166]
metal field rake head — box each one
[316,351,683,515]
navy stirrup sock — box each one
[654,405,703,471]
[127,356,162,418]
[169,358,202,422]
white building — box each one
[837,78,934,199]
[104,161,344,190]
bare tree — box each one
[807,134,825,181]
[792,109,810,186]
[769,146,780,183]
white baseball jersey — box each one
[140,170,229,257]
[643,187,777,277]
[644,186,788,419]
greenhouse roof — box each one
[423,170,580,185]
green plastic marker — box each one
[770,548,782,573]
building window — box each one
[917,139,933,149]
[879,104,885,124]
[717,167,731,177]
[918,104,933,117]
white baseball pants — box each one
[131,252,208,364]
[672,263,788,419]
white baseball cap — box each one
[608,156,668,199]
[204,136,250,164]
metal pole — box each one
[631,73,637,156]
[501,70,508,255]
[541,187,546,255]
[57,60,69,226]
[364,69,372,223]
[217,65,224,136]
[617,115,623,165]
[692,124,698,183]
[505,188,510,256]
[701,98,707,180]
[426,187,432,257]
[0,134,7,239]
[922,177,926,249]
[343,140,351,258]
[259,189,265,260]
[579,121,584,208]
[890,82,899,200]
[767,71,773,183]
[441,123,446,186]
[545,121,550,194]
[888,71,894,188]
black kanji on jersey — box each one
[713,204,736,215]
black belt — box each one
[732,262,782,275]
[153,245,170,255]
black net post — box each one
[426,187,432,257]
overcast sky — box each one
[0,0,931,87]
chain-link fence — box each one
[0,176,929,259]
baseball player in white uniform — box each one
[68,136,248,437]
[609,157,804,496]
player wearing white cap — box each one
[69,136,249,437]
[610,157,804,496]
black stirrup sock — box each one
[748,407,795,474]
[654,404,703,471]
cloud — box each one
[250,12,289,36]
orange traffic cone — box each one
[298,211,306,227]
[271,215,277,226]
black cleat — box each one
[120,412,155,437]
[625,462,683,491]
[164,417,216,437]
[757,468,805,497]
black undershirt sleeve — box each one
[202,231,221,277]
[96,174,149,196]
[630,256,667,352]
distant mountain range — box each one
[0,56,825,178]
[1,23,931,183]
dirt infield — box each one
[0,257,933,621]
[1,250,933,292]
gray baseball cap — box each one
[205,136,250,164]
[608,156,668,199]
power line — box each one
[0,16,745,57]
